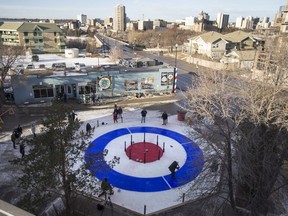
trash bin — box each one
[177,110,186,121]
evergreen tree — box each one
[12,100,101,215]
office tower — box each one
[235,16,244,28]
[113,4,126,32]
[216,13,229,29]
[77,14,87,26]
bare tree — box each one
[109,46,123,62]
[179,57,288,215]
[179,71,242,215]
[0,44,24,105]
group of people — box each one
[113,104,123,123]
[10,123,37,158]
[141,109,169,125]
[10,125,26,158]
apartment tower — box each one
[113,4,126,32]
[281,0,288,33]
[216,13,229,30]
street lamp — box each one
[175,44,178,68]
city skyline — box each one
[0,0,286,22]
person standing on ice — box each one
[141,109,147,123]
[161,111,168,125]
[117,106,123,123]
[31,123,36,137]
[113,110,118,123]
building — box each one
[113,4,126,32]
[281,0,288,33]
[138,20,153,31]
[11,62,176,105]
[235,16,244,28]
[153,19,167,30]
[216,13,229,30]
[77,14,87,26]
[0,22,65,53]
[126,21,138,31]
[186,31,229,59]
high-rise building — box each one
[216,13,229,29]
[281,0,288,33]
[113,4,126,32]
[77,14,87,26]
[235,16,244,28]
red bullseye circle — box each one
[126,142,164,163]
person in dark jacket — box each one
[169,161,180,178]
[161,111,168,125]
[11,132,16,149]
[19,139,25,158]
[117,107,123,123]
[101,178,113,195]
[141,109,147,123]
[86,123,92,135]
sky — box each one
[0,0,286,22]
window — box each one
[33,84,54,98]
[54,38,57,43]
[24,32,28,36]
[25,39,29,43]
[54,32,57,36]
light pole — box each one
[175,44,178,68]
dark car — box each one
[31,55,39,62]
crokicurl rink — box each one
[85,126,204,192]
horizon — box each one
[0,0,286,23]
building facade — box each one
[216,13,229,30]
[113,4,126,32]
[0,22,65,53]
[281,0,288,33]
[77,14,87,26]
[11,66,176,105]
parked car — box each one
[31,55,39,62]
[39,64,46,69]
[26,64,35,69]
[52,62,66,71]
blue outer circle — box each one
[85,127,204,192]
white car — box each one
[26,64,35,69]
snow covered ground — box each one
[0,53,219,214]
[0,104,217,215]
[14,53,114,70]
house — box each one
[0,22,65,53]
[224,30,257,51]
[186,31,229,60]
[220,50,256,69]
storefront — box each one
[11,66,175,105]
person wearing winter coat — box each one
[161,112,168,125]
[11,132,16,149]
[141,109,147,123]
